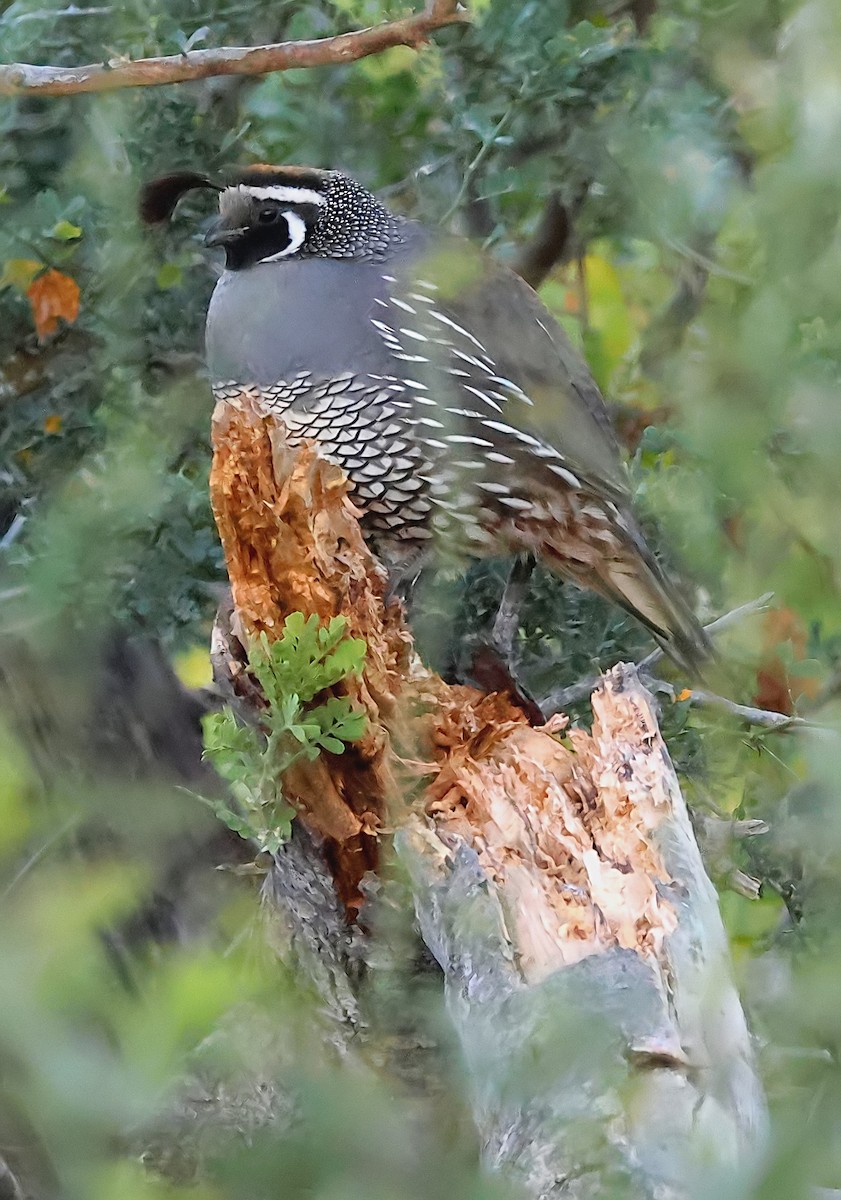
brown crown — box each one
[227,164,333,192]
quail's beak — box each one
[204,220,247,248]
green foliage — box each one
[201,615,367,851]
[3,0,841,1195]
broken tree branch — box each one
[0,0,467,98]
[206,391,765,1197]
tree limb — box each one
[0,0,467,98]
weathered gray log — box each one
[398,664,766,1199]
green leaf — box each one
[50,219,83,242]
[155,262,183,289]
[317,735,346,754]
[199,614,367,851]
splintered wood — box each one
[209,394,677,961]
[425,681,678,982]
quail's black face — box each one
[205,167,332,271]
[140,162,405,266]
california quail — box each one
[141,165,709,669]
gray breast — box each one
[205,257,396,386]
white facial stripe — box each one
[259,211,307,263]
[241,184,326,206]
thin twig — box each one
[662,235,752,285]
[540,592,775,715]
[0,0,467,98]
[688,689,802,730]
[8,5,113,20]
[440,81,526,225]
[636,591,775,676]
[0,814,79,902]
[640,233,714,373]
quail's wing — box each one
[382,234,629,503]
[379,233,709,670]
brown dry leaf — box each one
[26,269,80,340]
[43,414,63,435]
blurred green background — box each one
[3,0,841,1196]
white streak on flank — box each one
[450,348,486,370]
[382,274,398,283]
[463,385,503,412]
[371,319,396,334]
[390,297,417,314]
[259,211,308,262]
[489,374,533,404]
[478,481,512,495]
[399,327,428,342]
[416,279,438,291]
[429,308,487,352]
[240,184,326,206]
[393,353,429,363]
[408,291,436,305]
[548,463,582,487]
[481,419,519,437]
[411,416,446,429]
[487,451,516,465]
[402,378,428,390]
[446,434,494,447]
[511,429,544,449]
[498,496,533,511]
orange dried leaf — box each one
[43,414,63,435]
[26,269,80,340]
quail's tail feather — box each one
[591,550,711,674]
[533,527,710,675]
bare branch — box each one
[635,591,775,677]
[540,592,776,715]
[687,688,803,730]
[640,234,714,374]
[0,0,467,98]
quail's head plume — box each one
[140,164,710,671]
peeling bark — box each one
[208,393,765,1198]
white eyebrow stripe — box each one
[238,184,326,206]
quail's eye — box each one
[257,204,282,225]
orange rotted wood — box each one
[210,394,676,950]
